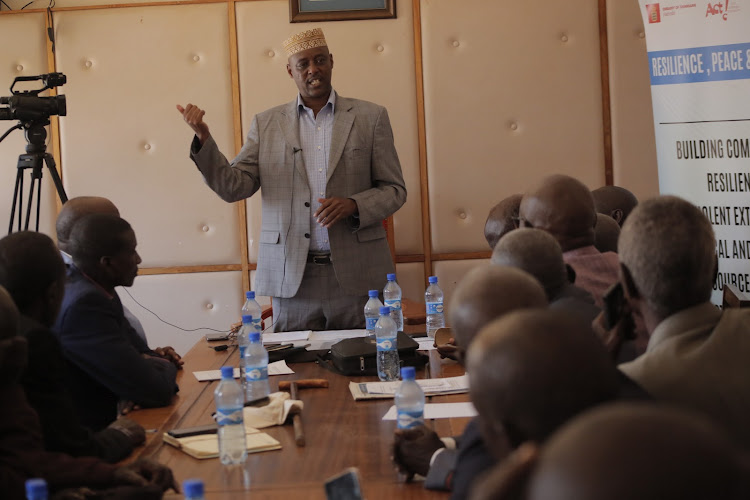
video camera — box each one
[0,73,67,122]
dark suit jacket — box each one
[54,266,177,431]
[20,315,134,462]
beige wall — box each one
[0,0,658,352]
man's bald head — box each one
[491,228,568,301]
[519,175,597,252]
[591,186,638,226]
[484,194,522,250]
[593,213,620,254]
[0,286,20,341]
[527,404,750,500]
[56,196,119,252]
[448,265,547,350]
[619,196,715,322]
[467,310,620,452]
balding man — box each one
[0,286,177,498]
[593,213,620,254]
[474,404,749,500]
[56,196,148,345]
[491,228,599,324]
[518,175,619,309]
[484,194,522,250]
[0,232,144,462]
[393,266,547,498]
[55,214,179,431]
[591,185,638,226]
[618,196,750,449]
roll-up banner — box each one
[639,0,750,304]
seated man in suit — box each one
[0,231,144,462]
[54,214,179,431]
[591,185,638,226]
[473,404,749,500]
[0,285,177,499]
[617,196,750,449]
[392,265,548,499]
[490,228,599,325]
[484,194,522,250]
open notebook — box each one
[163,425,281,459]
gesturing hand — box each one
[176,103,210,145]
[314,197,357,228]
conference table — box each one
[128,334,470,499]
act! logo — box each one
[706,0,737,20]
[646,3,661,23]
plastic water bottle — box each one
[243,332,270,402]
[395,366,425,429]
[241,291,263,332]
[214,366,247,465]
[183,479,205,500]
[364,290,384,335]
[374,306,400,381]
[25,479,47,500]
[383,273,404,332]
[237,315,254,391]
[425,276,445,339]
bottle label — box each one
[245,366,268,381]
[384,299,402,311]
[426,302,444,314]
[397,409,425,429]
[377,338,396,352]
[239,346,246,360]
[252,318,262,329]
[216,406,243,426]
[366,317,378,330]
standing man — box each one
[177,28,406,332]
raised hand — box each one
[176,103,210,145]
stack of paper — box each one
[193,360,294,382]
[382,402,477,421]
[349,375,469,400]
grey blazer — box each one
[191,95,407,298]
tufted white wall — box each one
[0,0,660,352]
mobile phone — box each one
[602,281,625,330]
[324,467,363,500]
[205,333,229,341]
[167,423,217,438]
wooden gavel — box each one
[279,379,329,447]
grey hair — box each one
[619,196,716,318]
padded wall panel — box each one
[607,0,659,199]
[433,258,490,322]
[396,261,426,303]
[422,0,605,254]
[236,0,422,259]
[118,271,243,357]
[0,13,57,236]
[54,5,239,268]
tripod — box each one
[8,119,68,233]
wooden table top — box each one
[128,338,469,499]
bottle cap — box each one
[249,332,261,342]
[368,290,379,298]
[26,479,47,499]
[245,291,255,299]
[183,479,204,498]
[387,273,396,281]
[401,366,416,380]
[242,314,253,324]
[428,276,438,284]
[379,306,391,315]
[220,366,234,379]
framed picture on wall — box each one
[290,0,396,23]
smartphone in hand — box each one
[324,467,363,500]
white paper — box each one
[262,331,311,344]
[306,329,370,350]
[416,338,437,351]
[361,375,469,396]
[193,360,295,382]
[382,402,477,421]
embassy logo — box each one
[646,3,661,23]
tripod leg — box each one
[44,154,68,204]
[8,168,23,234]
[24,169,38,232]
[35,174,42,232]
